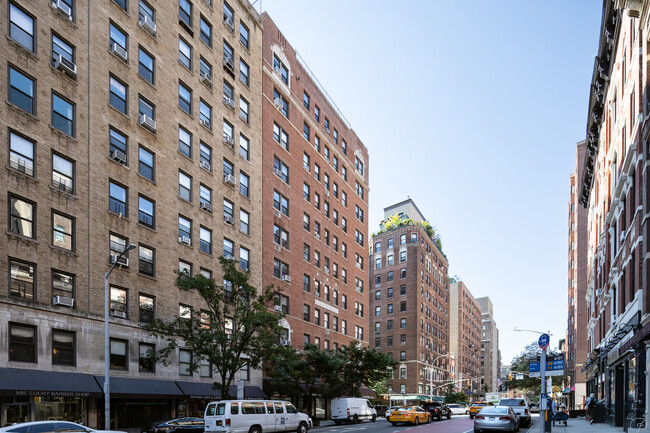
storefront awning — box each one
[95,376,184,399]
[174,381,267,400]
[0,368,103,397]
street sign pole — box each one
[538,333,550,433]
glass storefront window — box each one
[34,396,85,423]
[2,397,31,424]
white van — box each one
[204,400,312,433]
[330,397,377,424]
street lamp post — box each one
[104,243,135,430]
[428,354,448,400]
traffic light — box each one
[508,374,513,380]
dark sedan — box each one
[145,418,204,433]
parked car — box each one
[387,406,431,426]
[473,406,519,432]
[0,421,126,433]
[330,397,377,424]
[422,402,451,420]
[145,418,204,433]
[529,403,540,414]
[497,398,531,427]
[384,407,399,418]
[469,402,494,419]
[447,404,469,415]
[373,405,389,418]
[204,400,312,433]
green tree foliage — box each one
[505,342,567,394]
[336,341,397,396]
[445,384,469,405]
[375,213,444,254]
[142,257,283,399]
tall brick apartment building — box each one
[449,280,481,394]
[577,1,650,426]
[369,199,450,398]
[260,13,370,350]
[476,297,500,394]
[1,0,264,428]
[566,141,588,410]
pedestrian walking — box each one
[586,393,596,424]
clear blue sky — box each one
[256,1,603,364]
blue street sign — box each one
[529,359,564,373]
[538,333,550,350]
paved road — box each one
[314,414,542,433]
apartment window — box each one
[223,41,234,66]
[355,230,364,246]
[387,320,393,331]
[240,247,250,271]
[375,258,381,270]
[9,3,34,52]
[273,157,289,183]
[178,126,192,157]
[200,57,212,84]
[139,342,155,372]
[355,326,363,340]
[387,304,393,314]
[314,135,320,152]
[52,330,75,366]
[273,55,288,84]
[178,260,192,275]
[109,75,128,114]
[303,122,310,141]
[139,245,154,277]
[199,184,212,212]
[356,182,364,199]
[273,191,289,216]
[109,22,127,55]
[400,251,406,262]
[400,301,407,312]
[273,123,289,150]
[139,294,154,323]
[110,286,127,317]
[8,66,35,114]
[303,244,310,262]
[240,22,249,48]
[303,183,310,201]
[200,99,212,130]
[9,131,35,176]
[223,121,234,146]
[333,129,339,144]
[138,195,155,228]
[341,191,347,207]
[239,135,250,160]
[179,37,192,69]
[274,259,289,279]
[314,105,320,122]
[179,171,192,201]
[139,96,154,121]
[342,139,347,155]
[240,209,249,234]
[178,82,192,114]
[200,16,212,47]
[400,318,407,328]
[138,146,154,181]
[179,0,192,29]
[52,93,75,136]
[138,47,154,84]
[223,238,234,258]
[239,60,249,86]
[9,195,34,239]
[302,274,311,292]
[178,215,191,243]
[9,259,35,300]
[324,117,330,133]
[9,323,36,362]
[52,270,74,304]
[223,199,234,221]
[175,348,191,375]
[109,181,127,215]
[273,89,289,117]
[200,227,212,254]
[239,97,249,123]
[314,193,320,210]
[273,225,289,249]
[314,251,320,268]
[223,2,234,26]
[52,211,74,251]
[341,242,347,259]
[139,1,155,23]
[303,305,310,322]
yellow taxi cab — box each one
[469,401,494,419]
[388,405,432,426]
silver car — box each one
[0,421,126,433]
[473,406,519,432]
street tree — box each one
[142,257,283,399]
[444,384,469,405]
[505,341,567,394]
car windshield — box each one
[396,406,415,412]
[473,403,486,407]
[500,399,525,406]
[480,407,508,415]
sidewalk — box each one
[543,417,638,433]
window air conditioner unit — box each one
[325,329,330,335]
[199,71,212,86]
[200,118,211,129]
[200,160,211,171]
[355,262,361,269]
[179,236,191,245]
[111,309,127,319]
[52,0,72,19]
[280,338,291,346]
[110,254,129,266]
[324,189,330,197]
[273,98,283,110]
[274,209,281,218]
[110,42,128,61]
[324,267,330,274]
[53,295,74,307]
[139,16,157,36]
[281,275,291,282]
[54,54,77,77]
[223,134,234,148]
[110,149,127,164]
[224,16,234,32]
[200,202,213,212]
[274,305,282,312]
[223,174,236,186]
[223,56,234,72]
[223,215,235,225]
[315,232,320,239]
[273,167,283,177]
[274,243,281,252]
[222,95,235,109]
[620,230,626,240]
[139,114,156,132]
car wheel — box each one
[438,413,442,421]
[371,415,376,422]
[447,412,451,420]
[353,415,359,424]
[466,410,469,415]
[297,422,308,433]
[414,417,419,426]
[249,426,262,433]
[391,422,398,426]
[427,416,431,424]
